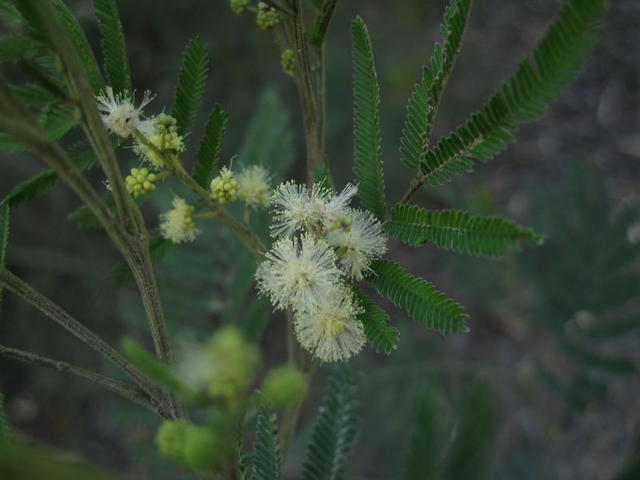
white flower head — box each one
[294,289,366,362]
[270,181,357,238]
[159,196,198,244]
[255,235,343,312]
[237,165,271,207]
[327,208,387,280]
[96,86,153,138]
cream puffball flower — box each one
[159,197,198,244]
[294,289,366,362]
[237,165,271,207]
[96,87,153,138]
[255,235,343,312]
[326,208,387,280]
[270,181,357,238]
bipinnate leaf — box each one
[172,37,209,137]
[385,204,543,257]
[351,16,386,219]
[366,260,469,335]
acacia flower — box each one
[294,289,366,362]
[326,208,387,280]
[160,197,198,244]
[255,235,343,312]
[125,167,158,198]
[135,114,185,168]
[236,165,271,207]
[270,181,357,238]
[96,86,153,138]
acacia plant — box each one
[0,0,605,477]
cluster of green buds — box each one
[124,167,158,198]
[210,167,239,204]
[260,363,307,409]
[135,113,185,169]
[155,419,226,472]
[229,0,250,14]
[281,49,295,76]
[256,2,280,29]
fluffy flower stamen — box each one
[96,87,153,138]
[160,197,198,244]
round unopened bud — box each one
[256,2,280,30]
[183,425,221,471]
[125,167,158,198]
[261,364,307,409]
[155,419,188,462]
[206,326,260,399]
[210,167,239,204]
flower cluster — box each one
[96,87,153,138]
[159,197,198,244]
[135,113,185,169]
[256,182,387,362]
[256,2,280,30]
[124,167,158,198]
[210,167,239,204]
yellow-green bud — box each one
[206,326,260,399]
[256,2,280,30]
[230,0,250,14]
[210,167,239,204]
[183,426,221,471]
[135,113,185,168]
[281,49,295,76]
[125,167,158,198]
[155,419,188,462]
[261,364,307,409]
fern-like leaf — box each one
[193,103,228,187]
[353,287,399,354]
[302,368,359,480]
[172,37,209,137]
[50,0,104,93]
[0,205,9,307]
[400,0,472,169]
[385,204,543,257]
[94,0,131,94]
[414,0,605,188]
[310,0,338,46]
[352,17,386,220]
[249,405,281,480]
[1,143,96,208]
[366,260,469,335]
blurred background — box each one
[1,0,639,478]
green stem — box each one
[0,267,158,401]
[0,345,164,416]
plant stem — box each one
[0,267,158,401]
[0,345,164,416]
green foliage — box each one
[238,89,293,180]
[172,37,209,137]
[0,205,9,307]
[249,405,281,480]
[0,1,23,25]
[1,143,96,209]
[441,378,497,480]
[353,286,399,354]
[302,368,359,480]
[193,103,228,188]
[385,204,543,258]
[310,0,337,46]
[122,337,190,397]
[400,0,471,169]
[0,35,36,62]
[50,0,104,93]
[403,391,442,480]
[366,260,469,335]
[413,0,605,188]
[94,0,131,94]
[351,17,386,220]
[0,392,10,440]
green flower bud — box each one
[125,167,158,198]
[155,419,188,462]
[210,167,239,204]
[261,364,307,409]
[281,49,295,76]
[183,425,221,471]
[230,0,250,14]
[256,2,280,30]
[206,326,260,399]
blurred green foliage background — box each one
[1,1,639,478]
